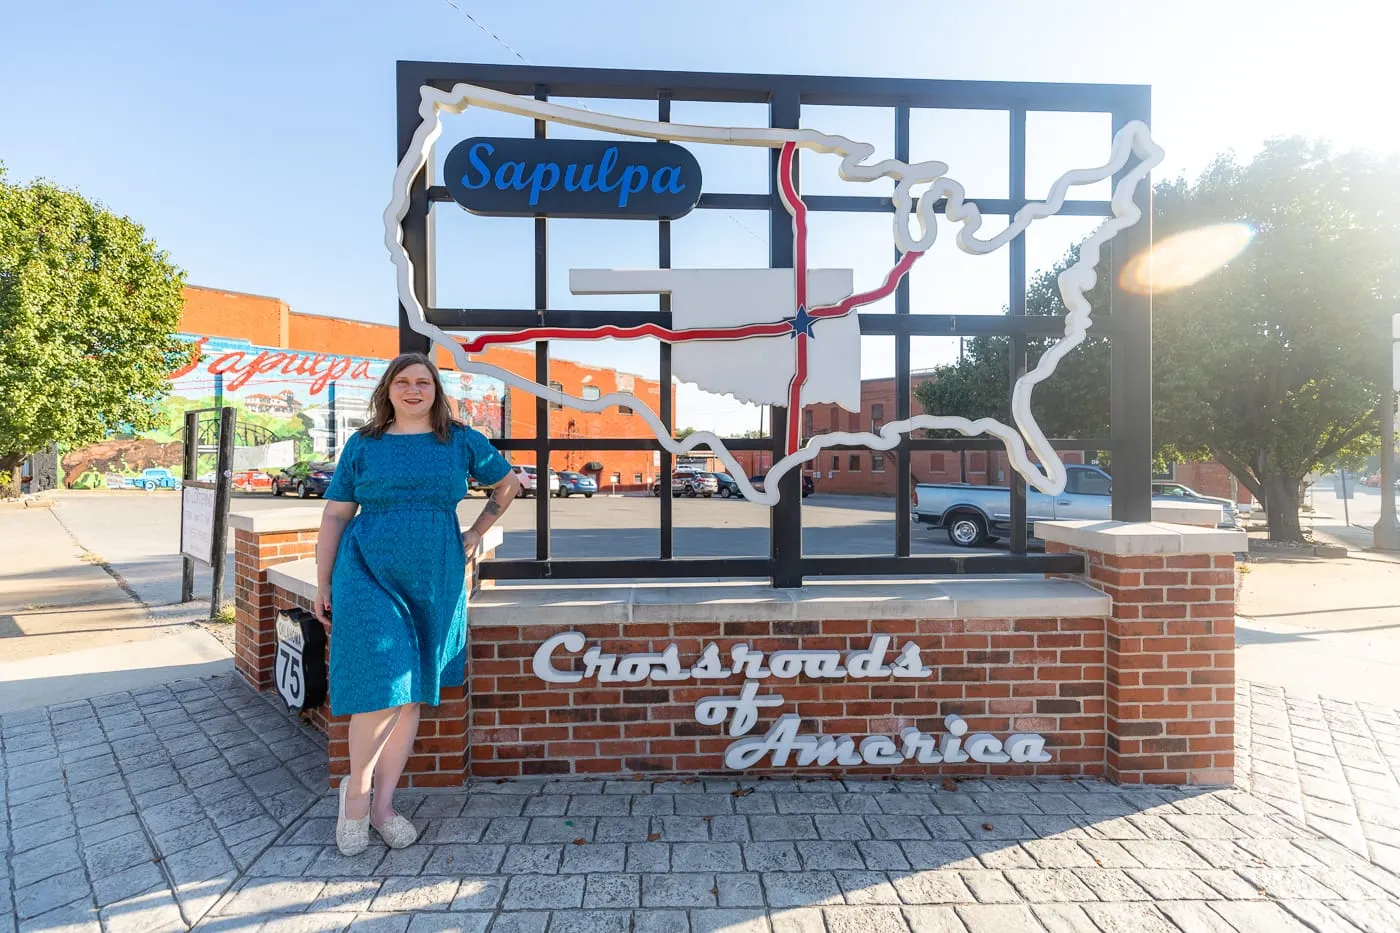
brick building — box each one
[731,371,1250,507]
[179,286,667,491]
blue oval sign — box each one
[443,137,703,220]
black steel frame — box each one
[395,62,1153,587]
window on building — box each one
[871,403,885,432]
[618,405,633,415]
[872,452,885,472]
[831,455,840,471]
[849,454,861,471]
[581,385,601,401]
[633,473,643,483]
[610,472,622,485]
[549,381,564,410]
[803,408,814,438]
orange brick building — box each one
[733,373,1250,506]
[179,286,666,490]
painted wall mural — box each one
[61,335,507,489]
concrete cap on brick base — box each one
[264,563,1109,622]
[228,507,324,534]
[1036,520,1246,556]
[265,524,505,601]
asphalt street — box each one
[48,489,998,608]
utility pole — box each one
[1375,312,1400,550]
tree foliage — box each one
[915,139,1400,540]
[0,166,193,495]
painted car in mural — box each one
[61,335,507,489]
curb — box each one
[0,496,57,512]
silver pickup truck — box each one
[913,464,1237,547]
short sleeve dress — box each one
[323,424,512,716]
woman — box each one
[313,352,519,856]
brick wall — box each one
[1047,541,1236,786]
[232,527,317,688]
[467,617,1106,779]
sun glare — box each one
[1119,222,1256,295]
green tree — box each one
[0,167,193,496]
[915,139,1398,541]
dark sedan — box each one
[748,473,815,497]
[705,472,741,498]
[272,460,335,498]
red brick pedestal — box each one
[230,509,320,689]
[1038,521,1245,786]
[231,509,1243,788]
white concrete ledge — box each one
[229,508,324,534]
[1149,500,1224,527]
[264,525,505,602]
[267,559,319,601]
[262,564,1110,625]
[1035,520,1247,556]
[468,577,1110,627]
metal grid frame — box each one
[395,62,1153,587]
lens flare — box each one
[1119,222,1256,295]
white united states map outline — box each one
[384,82,1164,505]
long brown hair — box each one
[360,352,457,442]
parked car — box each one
[512,464,559,498]
[1151,481,1242,527]
[127,468,181,491]
[705,472,741,498]
[652,470,718,498]
[556,471,597,498]
[913,464,1234,548]
[747,473,815,497]
[232,469,275,493]
[272,461,335,499]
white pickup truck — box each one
[913,464,1236,547]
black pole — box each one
[328,380,338,459]
[1008,108,1029,554]
[209,407,236,618]
[659,91,674,559]
[180,410,197,604]
[534,85,551,561]
[1110,92,1154,522]
[396,63,432,356]
[894,102,913,558]
[769,89,802,588]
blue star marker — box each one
[785,304,816,339]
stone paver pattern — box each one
[0,673,1395,932]
[1239,681,1400,874]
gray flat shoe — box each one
[371,812,419,849]
[336,778,370,857]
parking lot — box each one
[48,487,1004,608]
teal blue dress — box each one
[323,425,511,716]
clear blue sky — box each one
[3,0,1394,432]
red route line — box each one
[455,139,928,460]
[778,142,807,455]
[458,321,789,354]
[811,249,922,319]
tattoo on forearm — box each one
[484,497,503,517]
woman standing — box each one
[313,352,520,856]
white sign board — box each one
[180,486,216,564]
[1393,313,1399,392]
[532,632,1051,770]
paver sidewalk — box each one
[4,675,1400,933]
